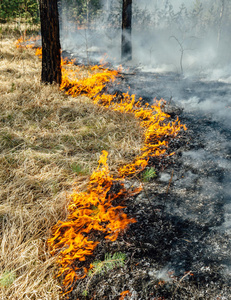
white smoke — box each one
[60,0,231,79]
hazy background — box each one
[60,0,231,78]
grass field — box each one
[0,36,142,299]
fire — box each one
[50,59,186,294]
[16,35,40,49]
[35,47,42,58]
[60,62,186,176]
[117,99,187,177]
[47,151,138,294]
[16,36,187,296]
[60,63,118,103]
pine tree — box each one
[39,0,62,85]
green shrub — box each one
[0,0,39,23]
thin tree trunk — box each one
[121,0,132,61]
[217,0,225,50]
[39,0,62,85]
[86,0,90,28]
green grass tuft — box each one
[0,271,16,288]
[141,167,157,182]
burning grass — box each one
[48,151,140,295]
[0,37,143,299]
[45,53,186,295]
[18,37,186,297]
[59,59,186,178]
[3,35,187,298]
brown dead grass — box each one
[0,37,142,299]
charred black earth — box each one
[67,64,231,300]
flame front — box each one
[59,60,186,177]
[17,37,187,295]
[49,61,186,293]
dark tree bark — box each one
[39,0,62,85]
[121,0,132,61]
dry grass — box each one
[0,37,142,299]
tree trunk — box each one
[39,0,62,85]
[121,0,132,62]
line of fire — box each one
[15,1,187,296]
[12,0,231,299]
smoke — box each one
[60,0,231,79]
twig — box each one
[172,270,192,297]
[170,36,184,74]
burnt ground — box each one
[65,65,231,299]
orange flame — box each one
[60,63,118,102]
[117,99,187,177]
[16,35,40,49]
[47,151,138,294]
[60,62,186,176]
[50,60,186,294]
[35,47,42,58]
